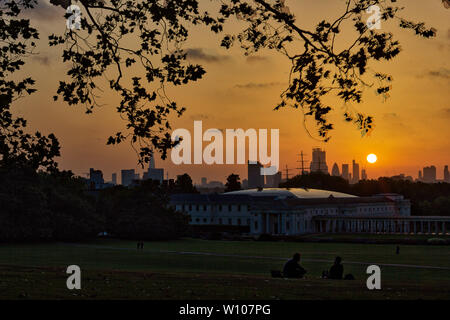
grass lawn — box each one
[0,238,449,299]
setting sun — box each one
[367,154,378,164]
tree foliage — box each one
[219,0,436,140]
[225,173,242,192]
[97,180,188,240]
[0,167,98,241]
[0,0,60,171]
[44,0,436,162]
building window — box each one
[189,205,192,211]
[238,205,241,212]
[196,205,199,211]
[228,205,232,211]
[203,205,207,211]
[219,205,222,211]
[228,218,232,225]
[195,218,200,223]
[237,219,241,225]
[254,221,258,230]
[203,218,207,223]
[219,218,222,224]
[286,222,290,231]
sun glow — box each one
[367,153,377,164]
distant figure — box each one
[396,245,400,255]
[141,241,144,250]
[283,253,307,278]
[329,256,344,280]
[137,241,144,250]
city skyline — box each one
[87,152,450,186]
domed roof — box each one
[225,188,357,199]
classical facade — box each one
[170,188,449,235]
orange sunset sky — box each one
[15,0,450,184]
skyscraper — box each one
[309,148,328,174]
[121,169,135,186]
[341,164,349,181]
[111,173,117,185]
[266,171,282,188]
[89,168,104,189]
[248,161,264,189]
[331,163,340,176]
[142,152,164,183]
[444,165,449,183]
[352,160,360,184]
[423,166,436,183]
[361,169,367,180]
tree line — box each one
[0,168,202,242]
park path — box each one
[67,243,450,270]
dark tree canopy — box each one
[0,0,60,171]
[225,173,242,192]
[175,173,198,193]
[2,0,438,167]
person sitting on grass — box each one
[328,256,344,280]
[283,253,307,278]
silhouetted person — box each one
[283,253,307,278]
[329,256,344,280]
[396,245,400,255]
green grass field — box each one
[1,238,449,299]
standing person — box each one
[329,256,344,279]
[283,253,307,278]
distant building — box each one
[423,166,436,183]
[391,174,413,182]
[361,169,367,181]
[265,171,282,188]
[341,164,349,181]
[208,181,224,188]
[170,188,420,235]
[142,152,164,184]
[89,168,104,189]
[310,148,328,174]
[352,160,360,184]
[444,165,449,183]
[331,163,340,177]
[242,179,248,190]
[121,169,136,187]
[111,173,117,185]
[248,161,264,189]
[418,170,422,181]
